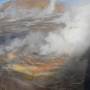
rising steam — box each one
[0,0,90,60]
[46,0,57,14]
[40,4,90,57]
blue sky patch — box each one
[0,0,9,4]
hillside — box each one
[0,0,64,13]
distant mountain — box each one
[0,0,65,21]
[0,0,64,13]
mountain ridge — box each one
[0,0,64,13]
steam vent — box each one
[0,0,89,90]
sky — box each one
[60,0,80,4]
[0,0,9,4]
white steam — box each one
[0,1,90,59]
[46,0,57,14]
[40,4,90,57]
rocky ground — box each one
[0,1,89,89]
